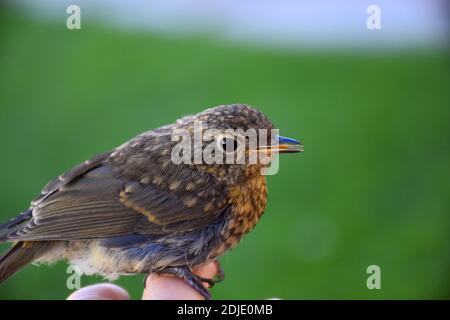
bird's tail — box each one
[0,241,51,284]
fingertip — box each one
[143,273,206,300]
[142,261,219,300]
[67,283,130,300]
[193,261,219,280]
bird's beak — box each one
[276,135,304,153]
[256,135,304,154]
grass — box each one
[0,10,449,299]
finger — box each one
[195,261,220,283]
[142,261,219,300]
[67,283,130,300]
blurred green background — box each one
[0,7,449,299]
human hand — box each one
[67,261,219,300]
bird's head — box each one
[110,104,302,192]
[169,104,303,182]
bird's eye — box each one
[219,137,239,153]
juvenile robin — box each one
[0,104,302,299]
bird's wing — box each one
[7,162,228,241]
[0,151,111,240]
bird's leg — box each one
[156,266,212,300]
[142,261,224,297]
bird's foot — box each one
[157,266,211,300]
[143,261,225,299]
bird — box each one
[0,103,302,299]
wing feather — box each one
[7,159,228,243]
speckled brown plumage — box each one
[0,104,302,299]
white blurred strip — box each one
[10,0,449,49]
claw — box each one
[143,273,150,288]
